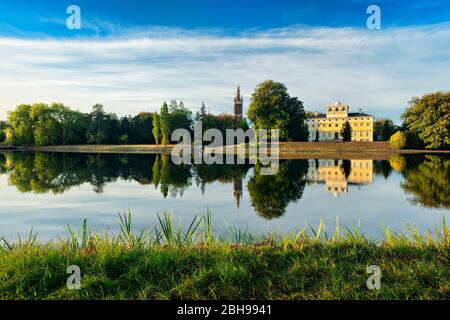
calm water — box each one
[0,151,448,240]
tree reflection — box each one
[247,160,309,219]
[396,155,450,209]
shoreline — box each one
[0,142,449,160]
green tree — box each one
[247,80,308,141]
[0,120,7,143]
[401,91,450,149]
[374,119,399,141]
[130,112,154,144]
[169,100,193,133]
[6,104,35,145]
[160,102,171,145]
[88,104,107,144]
[50,103,80,145]
[389,131,406,150]
[341,121,352,141]
[30,103,59,146]
[315,130,319,142]
[195,102,208,121]
[152,112,161,145]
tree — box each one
[169,100,193,133]
[247,80,308,141]
[152,112,161,145]
[195,102,207,121]
[341,121,352,141]
[88,104,107,144]
[315,130,319,142]
[50,103,80,145]
[30,103,59,146]
[6,104,34,145]
[0,121,8,143]
[401,91,449,149]
[160,102,171,145]
[374,119,398,141]
[389,131,406,150]
[130,112,154,144]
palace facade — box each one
[305,102,374,141]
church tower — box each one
[233,85,243,119]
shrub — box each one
[389,131,406,150]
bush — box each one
[389,131,406,150]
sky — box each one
[0,0,449,122]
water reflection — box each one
[0,152,448,217]
[306,159,373,197]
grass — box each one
[0,212,448,300]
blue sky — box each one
[0,0,449,121]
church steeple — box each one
[233,85,243,119]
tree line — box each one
[0,100,249,146]
[1,81,447,149]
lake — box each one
[0,151,448,241]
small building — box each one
[305,102,374,141]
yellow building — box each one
[306,159,373,197]
[305,102,374,141]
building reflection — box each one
[232,177,243,208]
[306,159,373,196]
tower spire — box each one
[233,85,243,119]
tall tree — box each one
[169,100,193,133]
[401,91,449,149]
[50,103,80,145]
[152,112,161,145]
[0,120,8,143]
[30,103,59,146]
[88,104,107,144]
[160,102,171,145]
[374,119,398,141]
[6,104,34,145]
[341,121,352,141]
[247,80,308,141]
[195,102,207,121]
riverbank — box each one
[0,214,448,300]
[1,142,449,160]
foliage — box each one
[152,112,161,145]
[247,80,308,141]
[389,131,406,150]
[159,102,171,146]
[0,120,8,143]
[0,214,448,300]
[169,100,193,133]
[5,103,156,146]
[401,91,450,149]
[374,119,399,141]
[341,121,352,141]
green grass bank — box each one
[0,214,449,300]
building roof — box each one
[348,112,372,117]
[306,112,373,119]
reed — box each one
[0,213,448,300]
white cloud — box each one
[0,23,449,121]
